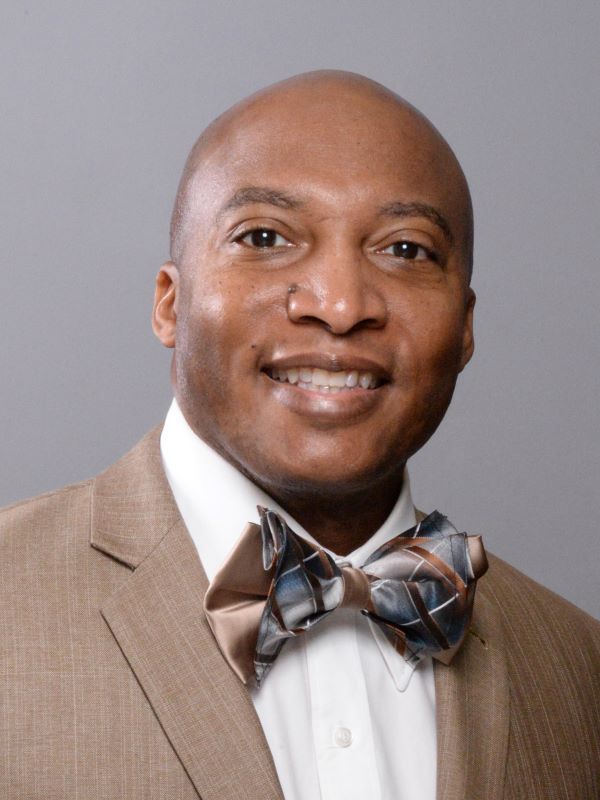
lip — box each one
[260,351,390,424]
[262,351,391,382]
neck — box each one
[267,473,405,555]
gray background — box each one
[1,1,598,618]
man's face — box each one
[155,85,474,499]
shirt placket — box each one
[306,609,382,800]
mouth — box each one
[261,352,390,402]
[264,365,382,393]
[259,354,390,424]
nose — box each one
[286,248,387,335]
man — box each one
[1,71,598,799]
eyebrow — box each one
[218,186,305,218]
[218,188,454,244]
[379,201,454,243]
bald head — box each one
[169,70,473,279]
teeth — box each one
[346,370,359,388]
[270,366,379,391]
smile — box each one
[265,366,381,393]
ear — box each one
[459,288,475,371]
[152,261,180,348]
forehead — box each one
[185,87,470,240]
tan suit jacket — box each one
[1,428,599,799]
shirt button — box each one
[333,727,353,748]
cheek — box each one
[175,274,269,395]
[174,290,233,403]
[399,302,468,396]
[428,322,465,371]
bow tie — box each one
[204,508,488,686]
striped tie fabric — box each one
[204,508,488,685]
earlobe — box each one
[152,261,180,348]
[459,288,476,371]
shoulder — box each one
[0,481,98,610]
[481,551,600,675]
[0,479,93,548]
[484,552,599,631]
[0,426,163,554]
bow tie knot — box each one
[204,507,488,685]
[339,565,374,611]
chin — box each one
[241,449,403,500]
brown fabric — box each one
[0,430,281,800]
[203,522,273,684]
[339,566,372,610]
[1,427,599,798]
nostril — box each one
[295,313,327,326]
[324,316,384,335]
[286,283,387,334]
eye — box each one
[380,240,436,262]
[236,228,290,248]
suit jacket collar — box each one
[434,568,510,799]
[91,428,509,800]
[92,428,283,800]
[91,427,179,568]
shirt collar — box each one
[160,398,416,581]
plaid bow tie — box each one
[204,507,488,685]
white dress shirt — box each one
[160,399,437,800]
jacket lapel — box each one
[91,429,283,800]
[435,559,510,800]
